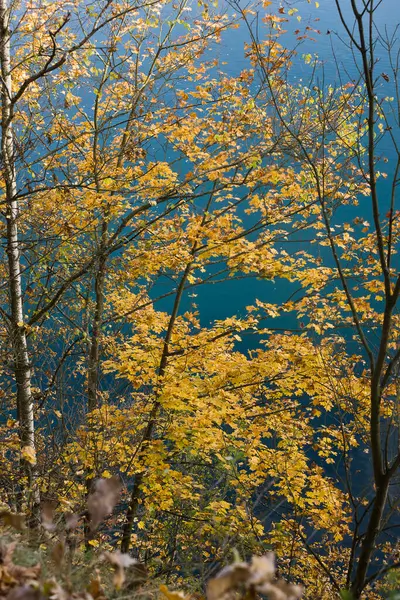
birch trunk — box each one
[0,0,39,518]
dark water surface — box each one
[163,0,400,332]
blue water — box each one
[153,0,400,333]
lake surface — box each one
[162,0,400,333]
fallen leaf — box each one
[87,571,106,600]
[207,562,249,600]
[0,511,25,531]
[7,585,41,600]
[51,540,65,569]
[87,477,121,531]
[0,542,41,585]
[65,512,79,531]
[102,551,138,590]
[41,502,56,532]
[160,584,187,600]
[249,553,275,584]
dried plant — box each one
[87,478,122,533]
[206,554,302,600]
[1,481,303,600]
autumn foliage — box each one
[1,0,400,598]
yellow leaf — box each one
[21,445,36,465]
[160,584,187,600]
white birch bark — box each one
[0,0,39,517]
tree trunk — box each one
[119,195,213,551]
[351,476,389,598]
[87,248,107,412]
[85,244,106,546]
[120,473,143,553]
[0,0,39,519]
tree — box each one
[236,0,400,597]
[1,0,400,598]
[0,0,232,514]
